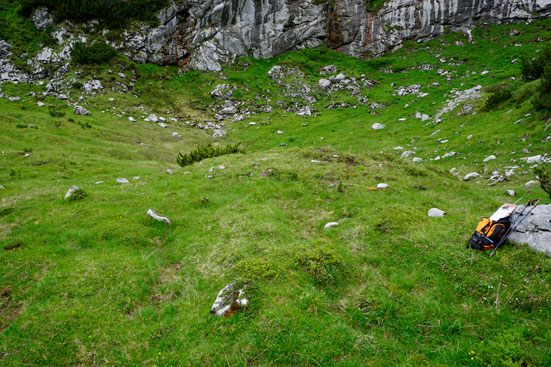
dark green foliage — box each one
[532,64,551,110]
[176,143,243,167]
[484,89,512,110]
[67,188,87,202]
[18,0,168,28]
[534,166,551,199]
[521,45,551,81]
[72,42,117,65]
[48,105,65,117]
[365,0,388,13]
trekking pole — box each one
[490,199,541,257]
[485,199,531,255]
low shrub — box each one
[19,0,168,29]
[72,42,117,65]
[48,105,65,117]
[176,143,243,167]
[532,64,551,110]
[484,89,512,110]
[521,46,551,81]
[234,258,280,281]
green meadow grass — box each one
[1,19,551,366]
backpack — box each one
[468,217,510,250]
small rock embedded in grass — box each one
[525,180,538,188]
[64,185,87,202]
[463,172,480,181]
[413,157,423,163]
[166,169,173,175]
[522,155,542,164]
[506,190,516,197]
[428,208,446,217]
[73,106,90,115]
[148,114,159,122]
[147,209,171,224]
[483,155,496,162]
[377,183,389,189]
[158,123,167,128]
[210,282,248,317]
[324,222,339,230]
[371,123,386,130]
[133,176,140,181]
[64,185,78,200]
[128,117,135,122]
[401,150,415,158]
[37,102,45,107]
[116,178,129,184]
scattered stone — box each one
[8,96,20,102]
[166,169,173,175]
[83,80,103,93]
[450,167,458,175]
[319,79,331,90]
[37,102,45,107]
[158,123,168,128]
[64,185,79,200]
[506,190,516,197]
[483,155,496,162]
[212,129,227,138]
[371,123,386,130]
[128,117,136,122]
[211,84,235,100]
[377,183,389,189]
[525,180,538,188]
[413,157,423,163]
[463,172,480,181]
[147,209,171,224]
[73,106,90,115]
[148,114,159,122]
[324,222,339,230]
[428,208,446,217]
[481,70,489,75]
[133,176,140,180]
[277,130,284,134]
[116,178,130,184]
[320,65,337,75]
[210,282,248,317]
[31,6,54,30]
[172,132,181,138]
[522,155,542,164]
[95,181,104,185]
[401,150,415,159]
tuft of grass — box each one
[176,143,243,167]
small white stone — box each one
[324,222,339,230]
[525,180,538,188]
[506,190,516,197]
[37,102,45,107]
[413,158,423,163]
[371,123,386,130]
[147,209,171,224]
[428,208,446,217]
[167,169,173,175]
[277,130,284,134]
[95,181,104,185]
[377,183,389,189]
[148,114,159,122]
[116,178,129,184]
[483,155,496,162]
[463,172,480,181]
[128,117,135,122]
[158,123,168,128]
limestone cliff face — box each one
[21,0,551,73]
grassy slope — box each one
[1,19,551,366]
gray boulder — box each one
[31,6,54,30]
[508,205,551,256]
[73,106,91,115]
[210,282,248,317]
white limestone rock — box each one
[147,209,171,224]
[428,208,446,217]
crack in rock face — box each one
[508,205,551,256]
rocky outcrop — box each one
[6,0,551,76]
[365,0,551,57]
[508,205,551,256]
